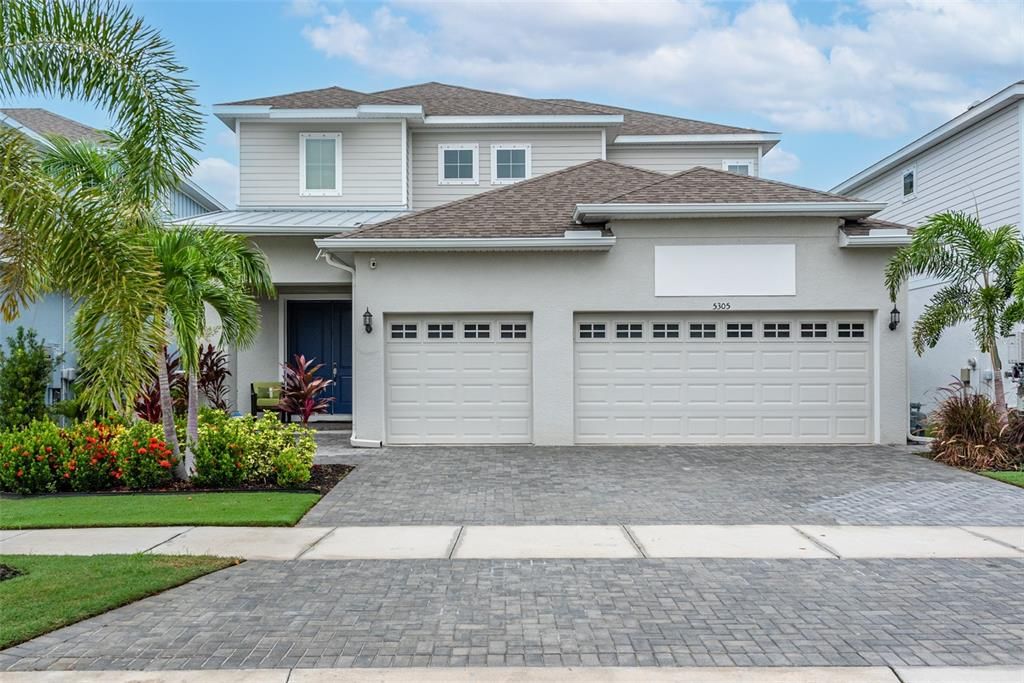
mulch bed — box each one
[0,564,22,582]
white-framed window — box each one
[438,144,478,185]
[463,323,491,339]
[578,322,606,340]
[490,144,531,184]
[390,323,417,340]
[299,133,342,196]
[722,159,753,176]
[615,322,643,339]
[837,322,866,339]
[427,322,455,339]
[726,322,753,339]
[689,323,716,339]
[500,322,529,340]
[902,167,916,198]
[763,322,791,339]
[800,322,828,339]
[652,322,680,339]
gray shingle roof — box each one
[340,160,665,240]
[841,217,914,236]
[221,86,404,108]
[604,167,865,204]
[370,82,594,117]
[0,108,105,143]
[540,98,766,136]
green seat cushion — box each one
[255,398,280,409]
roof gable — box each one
[604,167,864,204]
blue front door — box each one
[286,300,352,415]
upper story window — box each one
[722,160,753,176]
[438,144,478,185]
[491,144,531,184]
[902,167,916,197]
[299,133,342,196]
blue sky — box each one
[7,0,1022,207]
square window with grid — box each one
[427,323,455,339]
[500,322,528,339]
[579,323,606,339]
[464,323,491,339]
[837,322,866,338]
[800,322,828,338]
[390,323,417,339]
[495,148,527,180]
[443,149,474,180]
[616,323,643,339]
[689,323,716,339]
[763,322,791,339]
[726,322,753,338]
[652,323,680,339]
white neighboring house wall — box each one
[834,87,1024,413]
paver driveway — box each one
[306,441,1024,526]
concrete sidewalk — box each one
[2,666,1023,682]
[1,524,1021,560]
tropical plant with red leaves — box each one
[198,344,230,410]
[134,348,186,423]
[277,354,334,426]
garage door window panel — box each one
[763,322,791,339]
[837,322,866,339]
[615,323,643,339]
[800,322,828,339]
[427,323,455,339]
[689,323,716,339]
[579,322,607,340]
[726,322,753,339]
[391,323,417,340]
[500,322,529,340]
[652,322,680,339]
[464,323,491,340]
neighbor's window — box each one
[439,144,478,184]
[491,144,531,184]
[722,160,753,176]
[902,168,915,197]
[300,133,342,196]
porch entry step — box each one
[2,525,1022,560]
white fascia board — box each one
[612,133,782,146]
[356,104,424,117]
[573,202,888,222]
[832,81,1024,194]
[213,105,424,128]
[839,233,913,248]
[422,114,623,127]
[314,236,617,252]
[169,223,344,237]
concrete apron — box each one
[0,525,1021,560]
[3,666,1023,682]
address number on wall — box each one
[712,302,732,310]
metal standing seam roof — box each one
[172,209,410,231]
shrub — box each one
[192,418,248,488]
[60,420,123,491]
[0,328,59,430]
[273,446,312,488]
[115,421,177,489]
[192,411,316,488]
[929,382,1016,471]
[0,421,66,494]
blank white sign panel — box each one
[655,244,796,297]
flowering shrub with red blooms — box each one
[114,421,177,489]
[0,421,67,494]
[59,420,124,492]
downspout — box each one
[316,249,354,275]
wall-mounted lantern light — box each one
[888,305,901,331]
[363,308,374,333]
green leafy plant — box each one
[0,327,59,430]
[278,354,334,426]
[272,446,312,488]
[192,418,248,488]
[60,420,123,491]
[0,420,66,494]
[114,420,176,489]
[929,381,1016,471]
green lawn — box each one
[982,470,1024,488]
[0,554,235,648]
[0,491,321,529]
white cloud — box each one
[298,0,1023,137]
[190,157,238,209]
[761,147,801,178]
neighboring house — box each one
[195,81,910,446]
[833,81,1024,414]
[0,108,225,404]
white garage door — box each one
[385,315,532,444]
[574,313,873,444]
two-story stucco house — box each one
[197,82,911,446]
[833,82,1024,414]
[0,108,225,403]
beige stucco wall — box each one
[347,216,909,446]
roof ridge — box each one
[540,98,772,134]
[606,166,863,203]
[600,166,705,203]
[338,159,665,238]
[371,81,595,116]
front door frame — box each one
[278,293,352,421]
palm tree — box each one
[150,225,274,476]
[0,0,203,415]
[885,211,1024,418]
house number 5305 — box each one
[712,302,731,310]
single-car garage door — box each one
[574,313,873,444]
[385,315,532,444]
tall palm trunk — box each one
[989,342,1008,421]
[156,348,183,477]
[183,369,199,476]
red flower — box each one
[45,446,52,453]
[113,471,122,479]
[137,448,147,455]
[15,469,22,478]
[158,460,171,469]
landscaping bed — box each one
[0,554,236,649]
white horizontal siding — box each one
[608,144,762,175]
[849,103,1021,229]
[411,129,603,209]
[239,121,404,208]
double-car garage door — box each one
[383,312,873,445]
